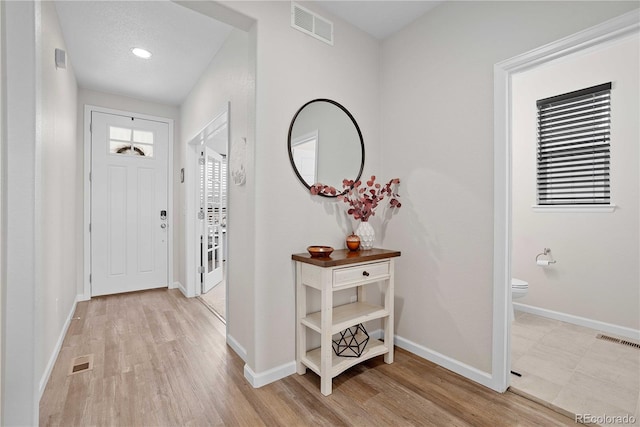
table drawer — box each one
[333,261,389,287]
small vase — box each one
[355,221,375,250]
[346,233,360,251]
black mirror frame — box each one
[287,98,365,198]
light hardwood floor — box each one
[40,289,574,426]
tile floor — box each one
[510,311,640,425]
[199,279,226,321]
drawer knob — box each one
[362,271,370,277]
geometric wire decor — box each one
[332,323,369,358]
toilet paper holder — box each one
[536,248,556,265]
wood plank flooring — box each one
[40,289,574,426]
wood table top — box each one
[292,248,401,267]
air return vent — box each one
[68,354,94,376]
[291,2,334,45]
[597,334,640,350]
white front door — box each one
[91,111,169,296]
[201,147,223,294]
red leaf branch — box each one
[310,175,401,222]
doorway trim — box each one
[184,103,229,298]
[492,11,639,392]
[83,105,175,300]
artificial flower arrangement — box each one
[310,176,401,250]
[310,175,402,222]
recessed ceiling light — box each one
[131,47,152,59]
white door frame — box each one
[83,105,174,300]
[201,146,225,293]
[185,104,229,298]
[492,11,639,392]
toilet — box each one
[511,278,529,321]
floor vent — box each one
[596,334,640,349]
[68,354,94,376]
[291,2,334,45]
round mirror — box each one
[288,99,364,196]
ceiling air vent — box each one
[291,2,334,46]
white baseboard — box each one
[39,294,80,398]
[170,280,180,290]
[244,360,297,389]
[367,329,501,391]
[227,333,247,362]
[394,334,497,391]
[369,328,383,340]
[514,302,640,341]
[242,329,379,390]
[235,328,498,392]
[175,281,189,298]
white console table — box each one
[292,248,400,395]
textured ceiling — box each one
[54,1,440,106]
[318,1,442,40]
[55,1,233,106]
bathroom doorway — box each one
[495,11,639,420]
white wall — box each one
[380,1,639,376]
[0,1,5,419]
[3,2,40,423]
[512,35,639,330]
[38,0,79,393]
[220,0,381,376]
[2,0,82,423]
[178,26,256,364]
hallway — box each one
[39,289,575,426]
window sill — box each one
[531,204,617,213]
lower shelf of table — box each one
[299,339,390,379]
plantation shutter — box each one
[536,82,612,205]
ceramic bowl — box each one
[307,246,334,258]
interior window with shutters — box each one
[536,82,611,206]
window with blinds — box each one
[536,82,612,206]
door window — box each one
[109,126,155,157]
